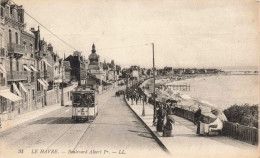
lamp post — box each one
[61,64,64,106]
[142,86,145,116]
[131,77,134,105]
[152,43,156,125]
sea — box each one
[166,75,259,110]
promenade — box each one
[125,98,259,158]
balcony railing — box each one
[31,72,35,82]
[36,71,44,78]
[35,51,47,60]
[7,43,25,57]
[7,71,27,81]
[44,70,48,80]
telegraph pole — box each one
[152,43,156,125]
[61,61,64,106]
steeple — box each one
[91,43,96,53]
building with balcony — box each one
[45,43,62,86]
[0,0,27,120]
[30,26,51,108]
[62,61,71,83]
[65,51,87,86]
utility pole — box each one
[131,77,133,105]
[61,61,64,106]
[142,86,145,116]
[152,43,156,126]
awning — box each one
[38,79,48,90]
[0,64,7,73]
[41,79,49,86]
[54,79,62,83]
[38,79,47,87]
[0,91,22,102]
[23,65,32,72]
[63,85,76,93]
[30,65,37,72]
[19,82,28,93]
[43,59,52,67]
[12,83,22,96]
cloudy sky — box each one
[13,0,259,69]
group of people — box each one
[126,87,148,105]
[126,86,176,137]
[155,103,175,137]
[193,106,224,135]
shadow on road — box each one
[128,129,150,134]
[29,117,80,124]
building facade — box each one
[87,44,105,82]
[65,51,87,85]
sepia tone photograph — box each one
[0,0,259,158]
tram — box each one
[71,86,98,122]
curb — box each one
[123,96,170,154]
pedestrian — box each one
[156,104,166,132]
[163,116,175,137]
[144,95,147,104]
[194,105,202,125]
[126,92,129,101]
[197,115,204,135]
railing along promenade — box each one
[174,107,258,145]
[137,75,258,146]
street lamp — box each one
[142,86,145,116]
[151,43,156,125]
[131,77,134,105]
[61,65,64,106]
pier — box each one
[163,84,191,91]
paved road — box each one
[0,87,166,158]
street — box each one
[0,87,166,157]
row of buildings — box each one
[64,43,122,92]
[0,0,123,121]
[0,0,68,121]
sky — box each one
[12,0,260,69]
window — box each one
[9,29,12,43]
[0,72,5,86]
[15,32,18,44]
[16,58,19,71]
[30,44,33,52]
[6,7,9,16]
[32,89,35,100]
[0,96,7,113]
[23,41,27,55]
[1,7,4,17]
[37,81,40,91]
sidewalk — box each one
[125,98,259,158]
[0,86,121,132]
[0,101,71,132]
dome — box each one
[89,53,99,61]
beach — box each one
[165,75,259,109]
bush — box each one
[224,104,258,128]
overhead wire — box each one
[9,0,152,67]
[10,0,77,51]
